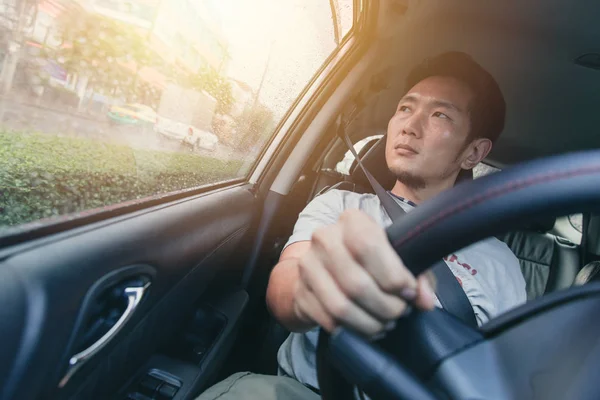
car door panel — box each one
[117,288,250,400]
[0,184,257,400]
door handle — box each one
[58,282,150,388]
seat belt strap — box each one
[430,260,479,328]
[337,119,478,329]
[336,122,405,221]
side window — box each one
[335,134,384,175]
[0,0,355,230]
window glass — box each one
[0,0,353,229]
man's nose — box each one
[402,112,423,138]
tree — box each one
[122,29,161,102]
[51,7,158,108]
[188,65,234,115]
[0,0,39,122]
[0,0,39,94]
[236,102,274,150]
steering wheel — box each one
[316,150,600,400]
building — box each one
[77,0,228,73]
[151,0,227,72]
[77,0,157,30]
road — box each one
[0,99,248,162]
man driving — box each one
[197,52,527,399]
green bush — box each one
[0,131,244,228]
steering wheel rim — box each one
[317,149,600,400]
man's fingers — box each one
[339,210,418,297]
[357,242,418,296]
[298,251,385,336]
[298,210,442,337]
[414,273,436,310]
[293,280,335,332]
[311,226,410,321]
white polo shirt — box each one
[277,189,527,391]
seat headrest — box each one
[522,217,556,233]
[349,139,380,176]
[350,135,474,191]
[573,261,600,286]
[350,135,397,190]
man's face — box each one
[385,75,476,188]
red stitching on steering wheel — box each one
[392,164,600,249]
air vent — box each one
[575,53,600,71]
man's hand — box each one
[268,209,436,337]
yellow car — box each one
[107,103,157,126]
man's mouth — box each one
[394,143,418,155]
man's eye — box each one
[433,111,450,119]
[398,105,410,112]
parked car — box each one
[182,127,219,152]
[155,116,219,151]
[107,103,157,126]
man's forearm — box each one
[266,257,317,333]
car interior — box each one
[1,0,600,399]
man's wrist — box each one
[267,256,318,332]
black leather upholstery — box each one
[500,231,553,300]
[545,237,580,292]
[522,216,557,234]
[500,233,577,300]
[499,217,580,300]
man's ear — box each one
[461,138,493,170]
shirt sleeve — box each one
[284,190,345,249]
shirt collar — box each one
[387,191,418,208]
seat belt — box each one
[339,126,405,221]
[337,121,478,329]
[429,260,478,328]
